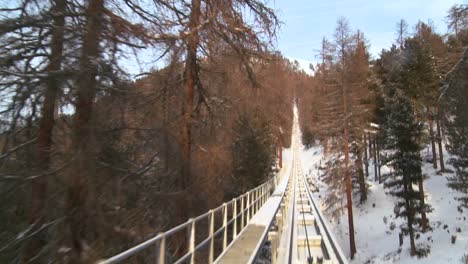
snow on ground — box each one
[282,147,293,167]
[300,143,468,264]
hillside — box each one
[301,144,468,263]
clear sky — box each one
[272,0,465,72]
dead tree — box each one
[65,0,104,259]
[26,0,67,261]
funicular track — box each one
[99,104,347,264]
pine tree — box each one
[231,112,275,193]
[446,4,468,39]
[334,17,357,258]
[444,49,468,207]
[383,91,431,256]
[398,35,436,227]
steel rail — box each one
[287,162,296,264]
[299,181,313,264]
[301,168,349,264]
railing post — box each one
[157,234,166,264]
[252,190,256,214]
[263,185,266,203]
[241,195,245,228]
[259,186,262,206]
[256,188,260,212]
[259,188,262,208]
[247,192,251,223]
[222,203,228,250]
[233,199,237,239]
[254,189,258,213]
[208,210,214,263]
[189,219,195,264]
[256,189,260,212]
[260,187,263,206]
[260,186,264,206]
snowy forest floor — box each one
[300,144,468,264]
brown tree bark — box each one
[25,0,66,261]
[428,116,438,169]
[363,133,369,177]
[66,0,104,260]
[407,200,417,256]
[357,146,367,203]
[180,0,200,217]
[403,173,417,255]
[344,126,356,258]
[162,69,171,172]
[418,178,428,231]
[377,141,382,183]
[372,137,378,182]
[368,132,372,157]
[342,86,356,258]
[436,105,445,172]
[172,0,201,257]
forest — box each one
[0,0,467,263]
[297,5,467,260]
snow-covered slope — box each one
[300,144,468,264]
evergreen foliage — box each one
[400,37,438,104]
[444,49,468,207]
[301,128,315,149]
[383,91,431,255]
[231,112,276,193]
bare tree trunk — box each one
[368,132,372,158]
[162,80,169,172]
[357,146,367,203]
[372,137,378,182]
[429,117,438,169]
[436,105,445,172]
[181,0,201,210]
[404,179,417,255]
[363,133,369,177]
[377,141,382,183]
[175,0,201,256]
[25,0,66,261]
[418,177,428,231]
[342,86,356,258]
[66,0,103,260]
[407,200,417,256]
[344,127,356,258]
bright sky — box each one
[272,0,465,73]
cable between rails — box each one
[298,162,313,264]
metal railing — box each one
[98,171,284,264]
[267,164,295,264]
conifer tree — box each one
[444,49,468,207]
[231,111,275,193]
[383,91,431,256]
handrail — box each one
[98,170,284,264]
[246,161,293,264]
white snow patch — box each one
[300,143,468,263]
